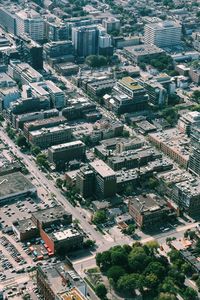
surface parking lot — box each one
[0,196,56,229]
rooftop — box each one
[129,193,167,214]
[0,172,36,200]
[30,125,71,137]
[32,206,71,226]
[57,287,87,300]
[90,159,116,178]
[50,140,84,152]
[118,77,143,91]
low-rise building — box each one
[23,116,67,139]
[28,125,72,149]
[8,60,43,84]
[37,262,87,300]
[129,194,173,230]
[0,172,36,203]
[148,128,190,168]
[124,44,164,63]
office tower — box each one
[98,27,113,56]
[90,159,116,199]
[102,17,120,34]
[18,37,43,70]
[144,21,182,48]
[76,166,95,198]
[45,16,68,41]
[0,6,17,35]
[188,126,200,177]
[72,25,98,57]
[16,9,45,42]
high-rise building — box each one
[189,126,200,177]
[76,166,95,198]
[72,25,98,57]
[0,6,17,35]
[90,159,116,199]
[16,9,45,42]
[102,17,120,34]
[18,37,43,70]
[144,21,182,48]
[30,80,65,109]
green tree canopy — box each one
[107,265,126,282]
[95,283,107,299]
[93,210,107,225]
[86,55,108,68]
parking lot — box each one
[0,195,57,229]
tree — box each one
[123,224,136,236]
[110,247,128,266]
[93,210,107,225]
[128,246,149,272]
[192,90,200,103]
[95,283,107,299]
[196,277,200,290]
[117,273,140,293]
[124,184,133,196]
[146,240,159,253]
[144,262,165,280]
[83,239,96,248]
[148,177,158,190]
[183,287,198,300]
[145,273,159,289]
[36,153,49,169]
[16,135,27,147]
[56,178,63,189]
[157,292,176,300]
[181,262,192,276]
[107,265,125,282]
[31,146,41,156]
[168,249,181,263]
[96,251,112,271]
[86,55,108,68]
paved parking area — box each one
[0,196,56,229]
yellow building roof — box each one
[119,76,143,91]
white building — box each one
[144,21,182,48]
[16,9,45,41]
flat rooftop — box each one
[125,44,164,56]
[0,172,36,200]
[129,193,167,214]
[146,20,181,29]
[32,206,71,225]
[90,159,116,177]
[50,140,84,152]
[30,125,71,137]
[13,218,37,233]
[58,287,87,300]
[52,228,81,241]
[149,128,190,161]
[118,77,144,91]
